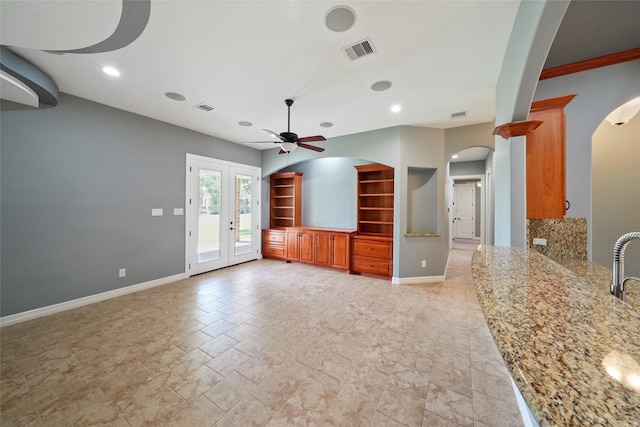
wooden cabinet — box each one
[269,172,302,228]
[285,227,354,272]
[351,235,393,278]
[526,94,576,219]
[353,164,394,279]
[355,164,394,237]
[262,229,286,260]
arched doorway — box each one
[447,146,494,250]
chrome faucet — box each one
[611,232,640,301]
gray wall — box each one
[450,160,485,176]
[592,112,640,277]
[1,94,261,316]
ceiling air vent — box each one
[342,38,376,61]
[450,111,467,119]
[195,103,217,112]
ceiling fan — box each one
[257,99,326,154]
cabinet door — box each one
[314,231,331,267]
[286,229,300,261]
[527,108,565,219]
[526,94,575,219]
[299,230,315,264]
[330,233,350,270]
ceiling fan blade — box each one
[263,129,282,140]
[298,135,326,143]
[298,143,325,152]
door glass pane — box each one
[234,174,252,255]
[198,169,222,263]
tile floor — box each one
[1,249,523,426]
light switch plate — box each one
[173,208,184,216]
[533,238,547,246]
[151,209,163,216]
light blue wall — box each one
[1,94,261,316]
[277,157,372,229]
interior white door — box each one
[454,183,475,239]
[186,155,260,276]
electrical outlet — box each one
[533,238,547,246]
[151,208,163,216]
[421,260,427,268]
[119,268,126,277]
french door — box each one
[186,154,261,276]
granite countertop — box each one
[472,246,640,426]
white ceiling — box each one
[1,1,521,149]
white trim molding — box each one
[392,275,446,285]
[0,273,186,327]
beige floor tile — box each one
[472,391,524,426]
[377,385,427,426]
[430,361,473,397]
[0,249,522,426]
[215,395,276,427]
[424,383,474,426]
[204,371,256,412]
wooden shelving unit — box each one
[353,164,394,279]
[269,171,302,229]
[355,164,394,237]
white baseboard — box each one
[392,275,446,285]
[0,273,186,328]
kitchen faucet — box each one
[611,232,640,301]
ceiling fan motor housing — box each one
[280,131,299,142]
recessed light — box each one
[391,104,402,113]
[165,92,186,101]
[371,80,392,92]
[325,6,356,32]
[319,122,334,128]
[452,154,459,159]
[238,121,253,127]
[102,66,120,77]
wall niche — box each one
[407,167,438,235]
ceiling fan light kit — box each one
[254,99,326,154]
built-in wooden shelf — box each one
[493,120,543,139]
[269,171,302,229]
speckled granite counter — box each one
[472,246,640,426]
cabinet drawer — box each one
[352,255,392,277]
[352,239,392,259]
[263,243,286,259]
[263,230,286,244]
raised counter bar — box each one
[472,246,640,426]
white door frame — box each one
[185,154,261,276]
[448,174,485,248]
